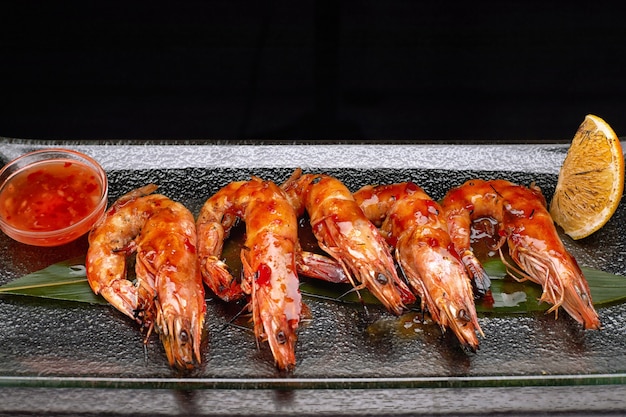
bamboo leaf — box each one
[302,259,626,314]
[475,259,626,312]
[483,258,508,278]
[0,256,107,305]
[1,255,625,315]
[582,266,626,306]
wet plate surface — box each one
[1,138,626,390]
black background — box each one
[1,1,625,142]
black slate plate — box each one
[1,138,625,389]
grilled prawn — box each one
[86,184,206,370]
[440,179,600,329]
[281,169,415,315]
[354,182,482,349]
[196,177,301,370]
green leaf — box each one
[475,259,626,313]
[582,266,626,306]
[0,256,107,305]
[475,275,544,313]
[1,254,625,315]
[483,258,509,279]
[301,259,626,314]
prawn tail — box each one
[200,256,244,302]
[461,249,492,297]
[296,250,349,284]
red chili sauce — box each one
[0,160,102,232]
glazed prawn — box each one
[86,184,206,370]
[354,182,482,350]
[440,179,600,330]
[196,177,301,370]
[281,169,415,315]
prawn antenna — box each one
[143,338,150,367]
[337,284,369,315]
[220,302,253,333]
[489,183,503,198]
[300,288,350,304]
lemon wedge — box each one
[549,114,624,239]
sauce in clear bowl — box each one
[0,149,108,246]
